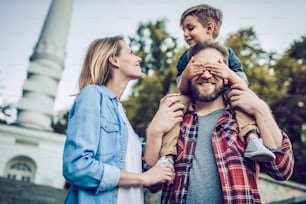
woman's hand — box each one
[141,164,174,186]
[147,95,184,137]
[118,165,174,187]
[144,95,184,167]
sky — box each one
[0,0,305,112]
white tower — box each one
[0,0,74,190]
[16,0,74,131]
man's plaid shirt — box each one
[147,103,294,204]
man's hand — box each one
[229,84,283,149]
[228,84,266,116]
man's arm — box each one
[230,84,294,181]
[229,84,282,148]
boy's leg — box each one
[235,109,276,162]
[235,108,259,142]
[157,123,178,170]
[160,124,180,156]
[223,89,258,142]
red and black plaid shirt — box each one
[149,103,294,204]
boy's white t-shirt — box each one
[117,102,144,204]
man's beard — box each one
[191,82,226,102]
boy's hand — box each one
[182,56,205,80]
[229,84,265,116]
[204,59,234,84]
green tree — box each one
[224,27,281,104]
[224,28,306,184]
[287,35,306,63]
[123,19,179,138]
[271,35,306,184]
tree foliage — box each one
[50,21,306,185]
[123,19,179,138]
[288,35,306,63]
[225,30,306,184]
[224,27,282,104]
[271,35,306,184]
[124,25,306,184]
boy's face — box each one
[182,15,214,47]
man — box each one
[144,42,294,204]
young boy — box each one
[157,4,275,167]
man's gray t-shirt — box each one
[186,109,225,204]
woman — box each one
[63,36,180,204]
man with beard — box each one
[144,42,294,204]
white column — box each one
[16,0,74,131]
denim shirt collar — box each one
[99,85,119,102]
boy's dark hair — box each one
[187,42,229,65]
[180,4,223,39]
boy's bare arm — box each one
[177,72,190,95]
[227,69,248,86]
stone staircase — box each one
[0,177,67,204]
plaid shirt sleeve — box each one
[260,131,294,181]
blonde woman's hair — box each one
[78,35,124,90]
[180,4,223,40]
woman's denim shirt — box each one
[63,85,131,204]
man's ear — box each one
[109,56,120,68]
[207,22,215,35]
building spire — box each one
[16,0,74,131]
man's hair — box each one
[187,42,229,65]
[180,4,223,39]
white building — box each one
[0,124,65,188]
[0,0,73,191]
